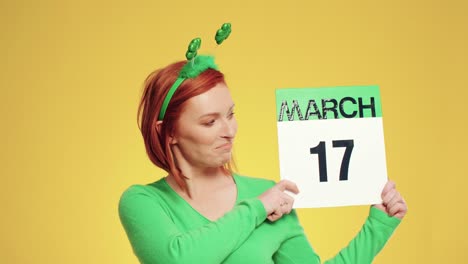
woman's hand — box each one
[373,180,408,219]
[259,180,299,222]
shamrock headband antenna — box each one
[158,23,232,121]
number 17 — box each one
[309,140,354,182]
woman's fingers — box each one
[377,180,408,220]
[382,189,398,206]
[259,180,298,222]
[394,204,408,219]
[276,180,300,194]
[267,209,284,222]
[281,193,295,214]
[385,190,402,209]
[388,201,408,219]
[381,180,396,199]
[268,196,293,221]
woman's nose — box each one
[221,118,236,138]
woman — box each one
[119,55,407,264]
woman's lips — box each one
[216,142,233,150]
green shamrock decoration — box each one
[185,37,201,60]
[215,23,231,45]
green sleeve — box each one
[274,207,401,264]
[273,210,322,264]
[118,186,267,264]
[324,207,401,264]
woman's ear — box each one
[155,120,163,135]
[156,120,177,144]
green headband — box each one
[158,23,232,121]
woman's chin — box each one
[217,153,232,166]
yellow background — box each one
[1,0,466,263]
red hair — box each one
[137,60,235,193]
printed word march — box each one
[278,97,376,121]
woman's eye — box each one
[228,112,235,119]
[203,119,216,126]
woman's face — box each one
[171,82,237,169]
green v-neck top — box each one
[119,174,401,264]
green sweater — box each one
[119,174,401,264]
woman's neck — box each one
[166,166,233,199]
